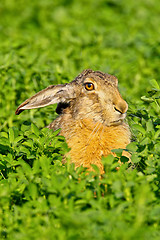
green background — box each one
[0,0,160,239]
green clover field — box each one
[0,0,160,239]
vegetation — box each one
[0,0,160,239]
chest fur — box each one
[59,119,130,172]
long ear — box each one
[15,83,76,115]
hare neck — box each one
[59,117,130,152]
[49,115,131,174]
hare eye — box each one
[85,83,94,91]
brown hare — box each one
[16,69,131,174]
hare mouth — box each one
[110,119,123,126]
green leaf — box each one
[8,127,15,143]
[149,79,159,90]
[111,148,123,157]
[22,139,33,148]
[8,127,19,144]
[19,146,30,155]
[102,155,115,165]
[0,132,8,138]
[91,164,100,174]
[39,155,50,174]
[140,137,149,145]
[145,167,155,174]
[132,124,146,134]
[14,135,24,143]
[0,137,10,146]
[31,123,40,136]
[21,122,31,132]
[32,159,40,173]
[126,142,137,152]
[146,174,157,182]
[28,183,38,200]
[141,96,154,103]
[120,156,129,163]
[154,129,160,139]
[28,133,38,140]
[146,120,154,132]
[131,154,141,163]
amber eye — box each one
[85,82,94,91]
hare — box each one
[16,69,131,174]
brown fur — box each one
[48,112,130,174]
[16,69,131,174]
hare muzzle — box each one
[114,100,128,115]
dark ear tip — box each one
[15,108,23,115]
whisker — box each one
[99,124,105,144]
[94,122,102,137]
[128,113,142,120]
[86,121,101,145]
[86,122,103,150]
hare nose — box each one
[114,101,128,114]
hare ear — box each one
[15,84,76,115]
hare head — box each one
[15,69,128,127]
